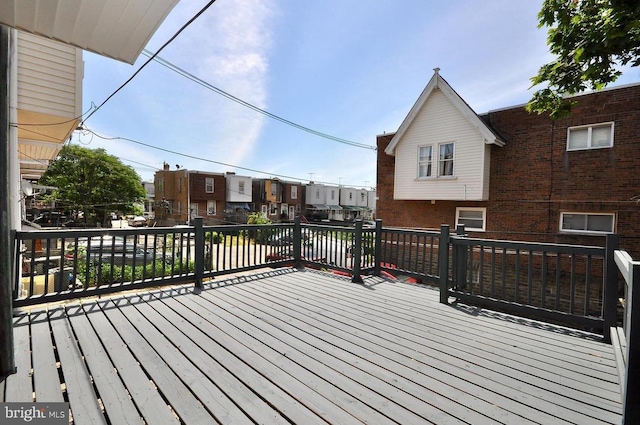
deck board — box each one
[6,269,623,424]
[30,310,64,403]
[220,273,616,424]
[49,307,107,425]
[4,315,33,402]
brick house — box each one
[154,164,226,226]
[377,70,640,256]
[252,178,284,221]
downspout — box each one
[0,24,16,379]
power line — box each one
[141,49,377,151]
[83,128,358,187]
[81,0,219,126]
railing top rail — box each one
[380,227,441,237]
[615,250,640,286]
[451,235,605,255]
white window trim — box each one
[438,142,455,177]
[566,122,614,151]
[205,177,215,193]
[207,200,216,216]
[455,207,486,232]
[291,186,298,199]
[559,212,616,234]
[417,145,433,179]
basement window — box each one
[455,207,486,232]
[560,212,615,234]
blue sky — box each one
[77,0,639,189]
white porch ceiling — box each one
[0,0,180,64]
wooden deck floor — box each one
[2,268,622,424]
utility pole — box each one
[1,24,16,380]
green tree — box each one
[527,0,640,119]
[40,144,146,225]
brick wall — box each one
[377,84,640,256]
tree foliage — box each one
[40,144,146,224]
[527,0,640,119]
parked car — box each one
[127,216,147,227]
[65,238,165,267]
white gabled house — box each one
[384,68,504,202]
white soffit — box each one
[0,0,180,64]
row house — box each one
[252,179,303,222]
[155,166,376,226]
[154,165,227,226]
[377,69,640,256]
[305,183,375,222]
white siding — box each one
[305,184,326,204]
[340,188,357,206]
[356,190,368,207]
[17,31,82,117]
[226,175,252,202]
[393,89,490,201]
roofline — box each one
[484,81,640,115]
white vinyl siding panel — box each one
[393,89,489,201]
[17,32,82,117]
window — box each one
[270,183,277,197]
[238,181,245,194]
[291,186,298,199]
[438,143,454,176]
[315,189,320,199]
[261,205,268,217]
[296,204,301,212]
[331,190,336,201]
[417,145,432,178]
[560,212,615,234]
[455,207,486,231]
[360,192,366,202]
[156,178,164,192]
[269,203,277,215]
[567,123,614,150]
[349,192,353,200]
[205,177,214,193]
[207,201,216,215]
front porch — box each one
[3,268,622,424]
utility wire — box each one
[141,49,377,151]
[81,0,219,126]
[83,128,369,187]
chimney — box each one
[163,162,170,171]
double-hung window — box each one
[417,146,432,178]
[567,122,614,150]
[238,181,245,194]
[291,186,298,199]
[438,143,454,176]
[205,177,214,193]
[455,207,486,231]
[560,212,615,234]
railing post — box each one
[623,261,640,424]
[351,219,363,283]
[454,225,467,291]
[293,216,303,270]
[439,225,450,304]
[193,217,204,290]
[603,233,620,342]
[373,219,382,277]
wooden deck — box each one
[1,268,623,424]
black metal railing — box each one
[13,219,622,341]
[445,228,619,337]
